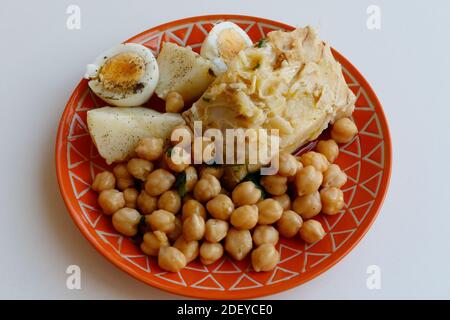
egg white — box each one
[85,43,159,107]
[200,22,253,75]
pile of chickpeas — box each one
[91,116,358,273]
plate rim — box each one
[55,14,392,299]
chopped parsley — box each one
[202,97,211,102]
[174,171,187,198]
[257,38,267,48]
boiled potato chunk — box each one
[155,42,216,102]
[87,107,185,164]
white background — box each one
[1,0,449,299]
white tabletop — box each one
[1,0,449,299]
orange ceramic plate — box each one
[55,15,392,299]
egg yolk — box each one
[99,52,145,93]
[217,28,248,64]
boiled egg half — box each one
[200,22,252,75]
[84,43,159,107]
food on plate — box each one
[158,246,186,272]
[320,187,345,215]
[123,188,138,208]
[165,91,185,113]
[183,26,356,157]
[91,171,116,192]
[316,139,339,163]
[251,243,280,272]
[173,236,199,263]
[84,43,158,107]
[322,164,347,188]
[204,219,229,243]
[256,199,283,225]
[200,21,253,75]
[225,228,253,261]
[140,231,169,256]
[331,117,358,143]
[292,191,322,219]
[87,106,184,164]
[85,22,359,273]
[295,165,323,196]
[252,225,279,246]
[299,151,329,173]
[155,42,216,102]
[299,219,326,244]
[260,175,288,196]
[98,189,125,215]
[277,210,303,238]
[199,242,224,265]
[230,204,259,230]
[111,207,141,236]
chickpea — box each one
[167,216,183,242]
[331,118,358,143]
[295,165,323,196]
[112,208,141,236]
[300,151,329,173]
[126,158,153,181]
[299,219,325,244]
[181,199,206,221]
[165,91,185,113]
[222,165,248,190]
[140,231,169,256]
[199,166,224,179]
[277,151,299,176]
[277,210,303,238]
[182,214,205,241]
[322,164,347,188]
[251,244,280,272]
[205,219,229,243]
[292,191,322,219]
[157,190,181,214]
[272,194,291,211]
[158,246,186,272]
[113,164,135,190]
[256,198,283,225]
[260,175,287,196]
[252,225,279,246]
[173,236,199,263]
[193,173,221,202]
[137,190,157,214]
[123,188,138,209]
[316,139,339,163]
[230,205,258,230]
[232,181,262,206]
[170,124,194,147]
[206,194,234,220]
[146,209,176,233]
[200,242,224,265]
[164,147,190,173]
[145,169,176,196]
[225,228,253,261]
[98,189,125,215]
[320,187,345,215]
[287,160,303,183]
[92,171,116,192]
[184,166,198,193]
[135,137,164,161]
